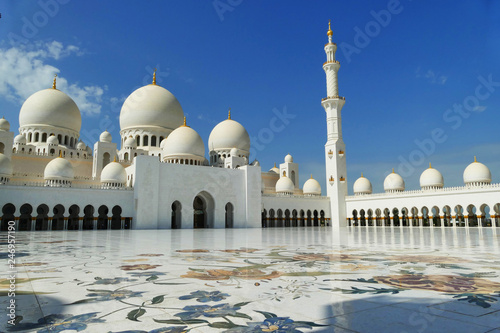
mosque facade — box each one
[0,24,499,231]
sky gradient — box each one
[0,0,499,194]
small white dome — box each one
[44,156,74,180]
[284,154,293,163]
[14,134,26,144]
[0,117,10,131]
[464,158,491,185]
[86,146,92,154]
[124,136,137,149]
[101,161,127,184]
[47,135,59,145]
[120,84,184,132]
[100,130,112,143]
[303,176,321,195]
[230,147,238,156]
[163,125,204,158]
[420,164,444,189]
[19,89,81,133]
[0,154,13,176]
[159,138,168,149]
[251,159,260,166]
[76,141,86,150]
[384,170,405,192]
[208,118,250,153]
[276,176,294,194]
[269,163,279,174]
[353,174,372,194]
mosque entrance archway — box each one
[171,201,182,229]
[225,202,233,228]
[193,192,214,229]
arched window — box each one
[143,135,149,146]
[151,136,157,147]
[103,152,111,168]
[35,132,39,142]
[42,133,47,142]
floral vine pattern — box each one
[1,231,500,332]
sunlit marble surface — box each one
[2,227,500,332]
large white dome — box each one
[19,89,81,133]
[119,84,184,131]
[420,164,444,189]
[384,170,405,192]
[163,125,205,158]
[44,156,74,180]
[353,174,372,194]
[0,154,13,176]
[463,158,491,185]
[276,176,294,194]
[208,118,250,153]
[303,176,321,195]
[101,161,127,184]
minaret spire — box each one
[228,108,231,120]
[152,68,157,85]
[52,74,57,89]
[321,20,347,230]
[327,20,333,43]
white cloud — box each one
[0,41,104,116]
[473,105,487,112]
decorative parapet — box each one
[2,181,133,190]
[262,194,329,200]
[346,183,500,200]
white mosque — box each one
[0,23,499,231]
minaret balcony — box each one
[321,96,345,101]
[323,60,339,66]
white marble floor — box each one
[2,227,500,332]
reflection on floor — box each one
[2,227,500,332]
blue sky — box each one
[0,0,499,194]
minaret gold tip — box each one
[152,68,157,85]
[52,74,57,89]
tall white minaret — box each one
[322,21,347,229]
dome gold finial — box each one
[327,20,333,37]
[52,74,57,89]
[113,155,117,162]
[429,162,432,169]
[152,68,157,85]
[58,151,62,158]
[361,172,364,177]
[474,156,477,163]
[310,174,313,179]
[181,116,188,127]
[228,108,231,120]
[274,162,276,168]
[392,168,395,173]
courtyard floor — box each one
[2,227,500,332]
